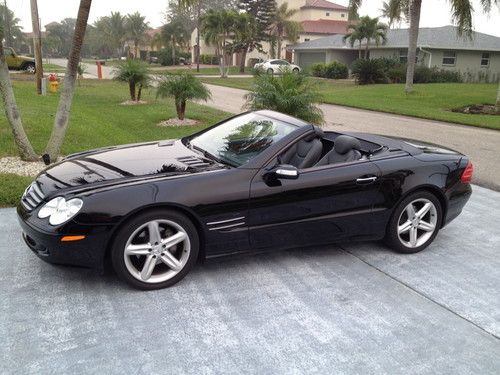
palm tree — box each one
[125,12,150,59]
[0,39,38,160]
[379,0,408,28]
[201,9,237,78]
[232,13,259,73]
[270,3,302,60]
[348,0,499,93]
[156,73,211,120]
[343,16,387,59]
[162,19,190,65]
[113,59,150,101]
[244,71,324,124]
[45,0,93,162]
[107,12,126,57]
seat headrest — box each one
[303,126,325,142]
[334,135,361,155]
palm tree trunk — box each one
[172,36,176,65]
[239,48,247,74]
[129,81,136,101]
[196,3,201,73]
[277,31,282,60]
[365,40,369,59]
[496,81,500,113]
[358,41,362,59]
[137,83,143,101]
[405,0,422,94]
[45,0,92,162]
[0,44,38,161]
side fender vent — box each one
[177,156,210,168]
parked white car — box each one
[254,59,302,74]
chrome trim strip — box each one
[25,197,37,207]
[32,183,44,198]
[207,216,246,225]
[21,200,32,210]
[208,222,245,231]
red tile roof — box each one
[301,0,348,11]
[301,19,350,35]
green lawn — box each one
[43,63,66,73]
[200,77,500,129]
[0,79,229,206]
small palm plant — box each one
[113,59,150,101]
[244,71,324,125]
[156,73,211,120]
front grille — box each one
[21,181,45,211]
[177,156,210,168]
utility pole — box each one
[30,0,43,94]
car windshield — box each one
[189,113,297,167]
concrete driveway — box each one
[201,84,500,191]
[1,185,499,374]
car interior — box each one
[277,127,376,170]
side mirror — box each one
[264,164,299,185]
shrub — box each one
[387,64,406,83]
[325,62,349,79]
[310,62,348,79]
[413,66,462,83]
[199,54,218,65]
[113,59,151,101]
[156,73,211,120]
[158,48,190,66]
[244,71,324,124]
[351,59,388,84]
[310,63,327,78]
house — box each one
[291,26,500,81]
[191,0,351,67]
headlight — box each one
[38,197,83,226]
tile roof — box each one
[301,19,350,35]
[301,0,349,11]
[292,26,500,51]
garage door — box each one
[297,52,326,70]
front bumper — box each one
[17,209,110,271]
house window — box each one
[442,51,456,66]
[399,49,408,64]
[341,13,345,18]
[326,12,330,16]
[480,52,490,67]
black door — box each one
[248,161,382,250]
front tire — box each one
[111,209,199,290]
[24,63,36,74]
[385,191,442,254]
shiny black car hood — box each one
[35,140,223,197]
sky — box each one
[8,0,500,37]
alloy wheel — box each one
[397,198,438,248]
[26,64,36,74]
[123,219,191,283]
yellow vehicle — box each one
[4,47,36,74]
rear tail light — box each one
[460,160,473,184]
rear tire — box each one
[111,209,199,290]
[292,68,299,73]
[267,68,274,74]
[385,191,442,254]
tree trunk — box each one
[196,4,201,73]
[137,83,143,102]
[128,81,136,101]
[277,32,282,60]
[358,41,362,59]
[176,100,185,120]
[365,40,369,59]
[496,81,500,113]
[45,0,92,162]
[172,35,176,65]
[30,0,44,95]
[239,48,247,74]
[134,41,139,59]
[0,44,38,161]
[405,0,422,94]
[180,100,186,120]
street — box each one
[1,185,499,374]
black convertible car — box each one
[18,110,473,289]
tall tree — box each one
[107,12,126,57]
[30,0,44,95]
[0,3,25,49]
[45,0,92,162]
[45,18,76,57]
[345,16,388,59]
[200,9,237,78]
[349,0,500,94]
[231,13,259,73]
[0,40,38,160]
[343,25,364,59]
[270,3,302,59]
[237,0,276,70]
[379,0,409,28]
[162,18,190,64]
[125,12,150,59]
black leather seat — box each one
[316,135,362,166]
[279,127,324,169]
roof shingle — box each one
[301,0,348,11]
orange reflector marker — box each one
[61,235,86,242]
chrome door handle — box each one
[356,176,377,184]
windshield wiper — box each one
[191,145,237,167]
